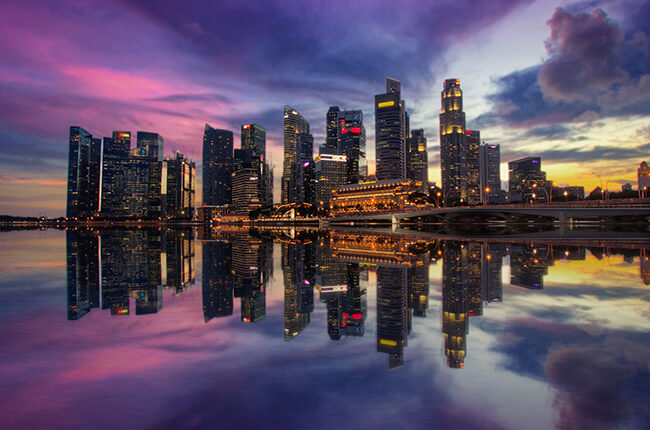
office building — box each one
[375,78,407,180]
[67,126,101,218]
[202,240,233,321]
[166,152,195,220]
[66,230,100,320]
[101,131,132,218]
[465,130,481,205]
[407,129,428,192]
[203,125,233,206]
[376,266,408,369]
[639,161,650,194]
[282,105,310,204]
[314,154,347,206]
[338,110,366,184]
[508,157,548,203]
[325,106,340,154]
[241,124,272,206]
[136,132,164,161]
[480,143,501,204]
[440,79,467,205]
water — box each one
[1,227,649,430]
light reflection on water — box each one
[1,227,649,430]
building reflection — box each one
[67,228,650,369]
[66,228,195,319]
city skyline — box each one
[1,0,649,216]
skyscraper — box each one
[465,130,481,205]
[282,105,310,204]
[407,129,428,192]
[101,131,131,218]
[375,78,406,180]
[325,106,340,155]
[294,132,314,204]
[241,124,272,206]
[203,125,233,206]
[67,126,101,218]
[165,152,196,220]
[232,149,261,214]
[376,266,408,369]
[440,79,467,205]
[338,110,366,184]
[314,154,347,206]
[480,143,501,204]
[202,240,233,321]
[136,132,164,161]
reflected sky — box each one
[0,228,648,430]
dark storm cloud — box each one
[501,142,650,163]
[479,2,650,127]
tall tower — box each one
[375,78,406,180]
[325,106,341,155]
[67,126,101,218]
[202,125,233,206]
[480,143,501,203]
[338,110,366,184]
[282,105,310,204]
[241,124,271,206]
[440,79,467,205]
[465,130,481,205]
[101,131,131,218]
[407,129,428,192]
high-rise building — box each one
[325,106,341,154]
[314,154,347,207]
[202,240,233,321]
[638,161,650,194]
[508,157,548,203]
[203,125,233,206]
[376,266,408,369]
[442,240,469,368]
[101,131,131,218]
[66,230,100,320]
[282,243,312,340]
[465,130,481,205]
[407,129,428,192]
[338,110,366,184]
[440,79,467,205]
[66,127,101,218]
[375,78,406,180]
[241,124,272,206]
[232,168,261,214]
[480,143,501,204]
[282,106,310,204]
[165,152,195,220]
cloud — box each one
[480,3,650,128]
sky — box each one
[0,0,649,216]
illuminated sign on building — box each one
[377,101,395,108]
[350,127,361,134]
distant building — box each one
[101,131,132,218]
[203,125,233,206]
[407,129,428,192]
[136,132,164,161]
[639,161,650,194]
[337,109,366,184]
[314,154,347,207]
[553,186,584,201]
[508,157,548,203]
[165,152,195,220]
[330,179,419,215]
[231,167,261,214]
[479,143,501,204]
[376,266,408,369]
[324,106,341,155]
[375,78,407,180]
[465,130,481,205]
[241,124,272,206]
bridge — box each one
[329,204,650,227]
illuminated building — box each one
[203,125,233,206]
[407,129,428,193]
[481,243,505,304]
[125,149,153,218]
[314,154,347,206]
[480,143,501,204]
[66,230,100,320]
[638,161,650,194]
[466,242,483,317]
[282,105,310,204]
[202,240,233,321]
[375,77,407,180]
[324,106,341,154]
[337,109,367,184]
[241,124,272,206]
[442,241,469,368]
[440,79,467,205]
[377,266,408,369]
[465,130,481,205]
[67,126,101,218]
[101,131,131,218]
[293,132,315,204]
[136,131,164,161]
[232,236,266,323]
[508,157,548,203]
[165,152,196,220]
[232,149,262,214]
[330,179,419,215]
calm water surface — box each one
[1,228,649,430]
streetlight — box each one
[532,193,536,206]
[564,190,568,202]
[484,187,490,206]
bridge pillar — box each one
[557,211,573,235]
[391,215,399,231]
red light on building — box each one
[243,124,251,129]
[350,127,361,134]
[468,312,475,316]
[341,322,346,327]
[342,313,349,318]
[351,313,362,319]
[465,130,472,134]
[340,120,345,125]
[341,128,349,134]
